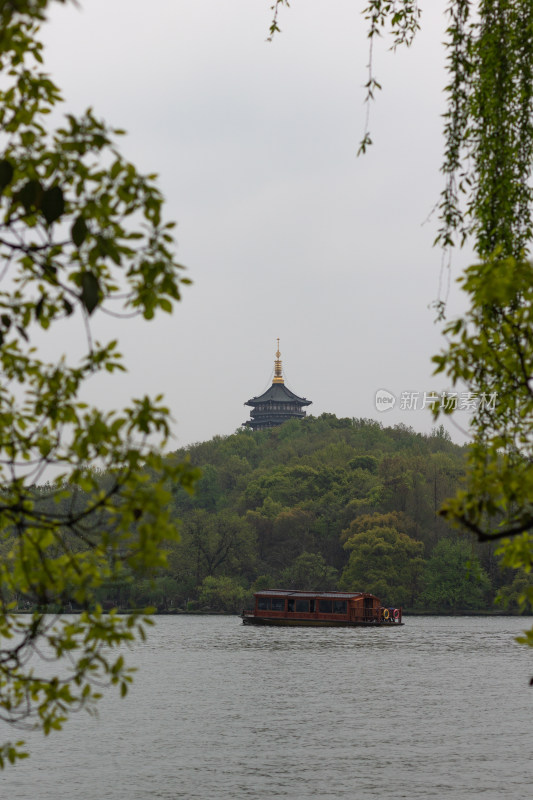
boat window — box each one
[295,599,309,613]
[271,598,285,611]
[333,600,347,614]
[318,599,333,613]
[309,599,315,612]
[288,599,295,612]
[257,598,271,610]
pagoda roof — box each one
[245,382,312,407]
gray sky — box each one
[40,0,473,448]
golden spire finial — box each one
[273,338,284,384]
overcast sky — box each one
[40,0,473,448]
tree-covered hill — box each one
[154,414,530,614]
[14,415,528,615]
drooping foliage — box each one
[433,0,533,648]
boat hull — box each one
[241,615,402,627]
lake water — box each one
[2,616,531,799]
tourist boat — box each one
[241,590,402,627]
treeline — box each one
[107,414,530,614]
[11,415,532,615]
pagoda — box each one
[244,340,312,431]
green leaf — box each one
[71,216,87,247]
[63,298,74,316]
[0,159,14,191]
[17,179,43,212]
[80,272,100,315]
[41,186,65,224]
[35,295,45,320]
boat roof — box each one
[254,589,371,600]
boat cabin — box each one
[242,590,402,626]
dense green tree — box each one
[169,509,256,587]
[421,540,491,612]
[218,454,252,492]
[198,575,246,612]
[176,418,471,597]
[272,507,314,561]
[94,572,136,610]
[496,571,533,615]
[349,455,379,474]
[163,536,199,604]
[191,465,222,511]
[0,0,198,765]
[129,576,180,611]
[279,551,338,591]
[339,513,425,606]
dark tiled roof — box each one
[245,382,311,406]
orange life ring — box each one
[383,608,389,620]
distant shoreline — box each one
[11,608,533,617]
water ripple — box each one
[2,615,531,800]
